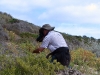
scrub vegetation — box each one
[0,41,100,75]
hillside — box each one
[0,11,100,57]
[0,11,100,75]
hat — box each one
[42,24,55,30]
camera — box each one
[36,28,44,42]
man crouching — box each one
[33,24,71,67]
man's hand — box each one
[33,47,45,53]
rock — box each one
[56,68,85,75]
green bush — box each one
[0,51,64,75]
[71,48,96,66]
[8,18,19,24]
[20,33,38,38]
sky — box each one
[0,0,100,39]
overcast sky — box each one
[0,0,100,39]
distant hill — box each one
[0,11,100,57]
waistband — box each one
[51,47,69,55]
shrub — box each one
[0,51,64,75]
[71,48,96,67]
[95,58,100,71]
[8,18,19,24]
[19,32,38,39]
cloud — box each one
[55,24,100,39]
[1,0,100,23]
[0,0,32,12]
[38,2,100,24]
[0,0,55,12]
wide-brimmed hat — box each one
[41,24,55,30]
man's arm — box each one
[33,47,45,53]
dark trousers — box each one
[51,47,71,67]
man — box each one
[33,24,71,67]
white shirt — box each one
[40,31,68,52]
